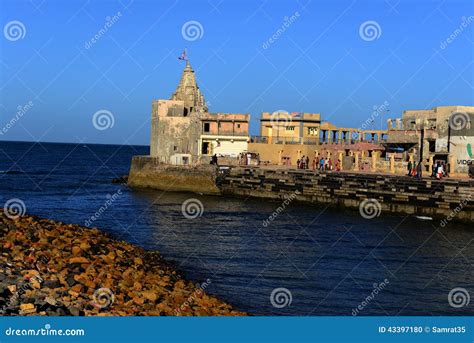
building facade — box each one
[249,111,388,167]
[386,106,474,174]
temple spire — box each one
[170,59,207,113]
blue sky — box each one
[0,0,473,145]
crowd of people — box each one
[296,155,342,171]
[406,160,450,179]
[212,152,459,180]
[238,152,260,166]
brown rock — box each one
[71,246,81,256]
[133,297,145,305]
[71,284,83,293]
[20,303,37,314]
[80,242,90,251]
[69,257,89,264]
[20,303,35,311]
[142,291,158,302]
[44,296,57,306]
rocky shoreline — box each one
[0,211,245,316]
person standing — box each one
[437,163,444,180]
[416,162,422,179]
[305,156,310,170]
[432,162,437,178]
[407,160,412,176]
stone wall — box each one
[128,156,220,194]
[219,167,474,222]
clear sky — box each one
[0,0,473,145]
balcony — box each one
[202,131,249,137]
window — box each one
[307,127,318,136]
[286,126,295,131]
[237,124,241,128]
[204,123,210,133]
[173,146,177,151]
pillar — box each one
[449,155,456,176]
[338,151,344,170]
[278,150,283,165]
[354,152,360,171]
[327,130,332,143]
[428,155,433,174]
[390,154,395,173]
[371,151,379,172]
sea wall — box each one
[127,156,474,222]
[128,156,220,194]
[219,167,474,223]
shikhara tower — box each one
[150,60,207,163]
[170,61,208,115]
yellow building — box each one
[259,111,321,144]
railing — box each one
[303,137,318,145]
[250,136,269,143]
[203,131,249,137]
[249,136,388,145]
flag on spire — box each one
[178,48,188,61]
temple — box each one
[150,60,249,165]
